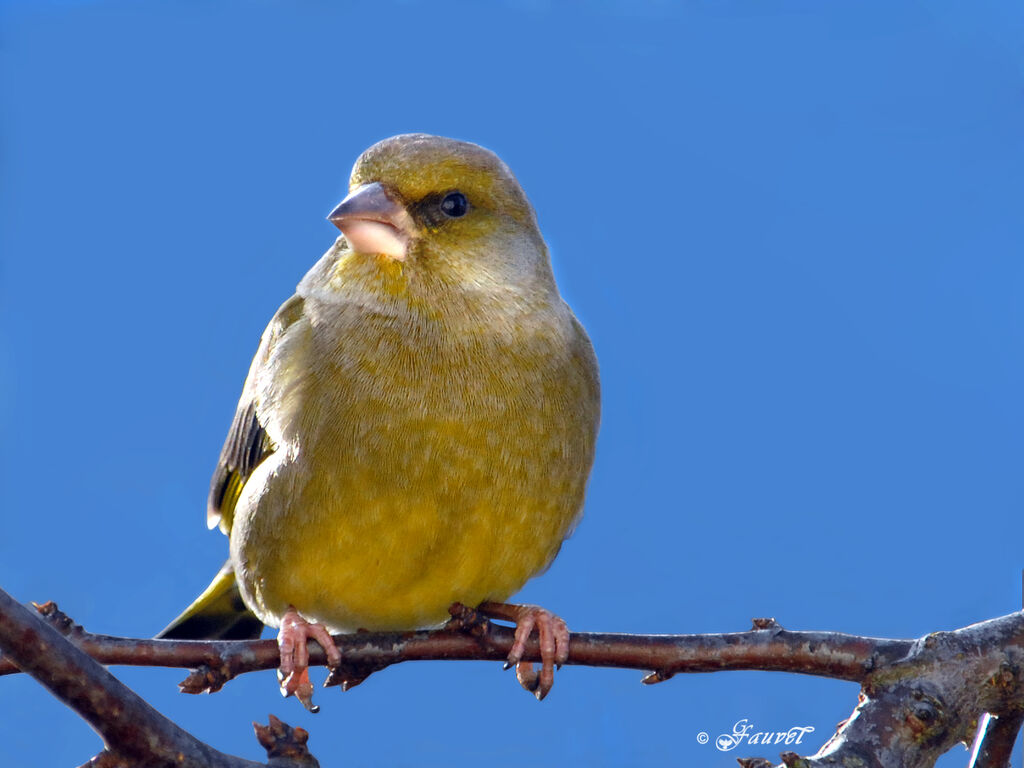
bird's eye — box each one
[440,191,468,218]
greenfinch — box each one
[159,134,600,706]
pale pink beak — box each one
[327,182,418,260]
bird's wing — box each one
[207,293,309,533]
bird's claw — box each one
[277,606,341,713]
[278,667,319,713]
[480,602,570,701]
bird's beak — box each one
[327,182,418,260]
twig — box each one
[0,604,913,690]
[969,710,1024,768]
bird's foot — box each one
[277,606,341,713]
[476,601,570,701]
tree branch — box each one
[5,588,1024,768]
[786,615,1024,768]
[0,603,912,692]
[967,710,1024,768]
[0,588,316,768]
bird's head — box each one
[326,134,554,302]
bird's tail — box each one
[156,560,264,640]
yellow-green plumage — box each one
[160,134,599,639]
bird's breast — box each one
[233,305,598,631]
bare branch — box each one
[741,614,1024,767]
[6,587,1024,768]
[967,711,1024,768]
[0,588,315,768]
[0,603,912,691]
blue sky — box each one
[2,1,1023,766]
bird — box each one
[158,133,600,709]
